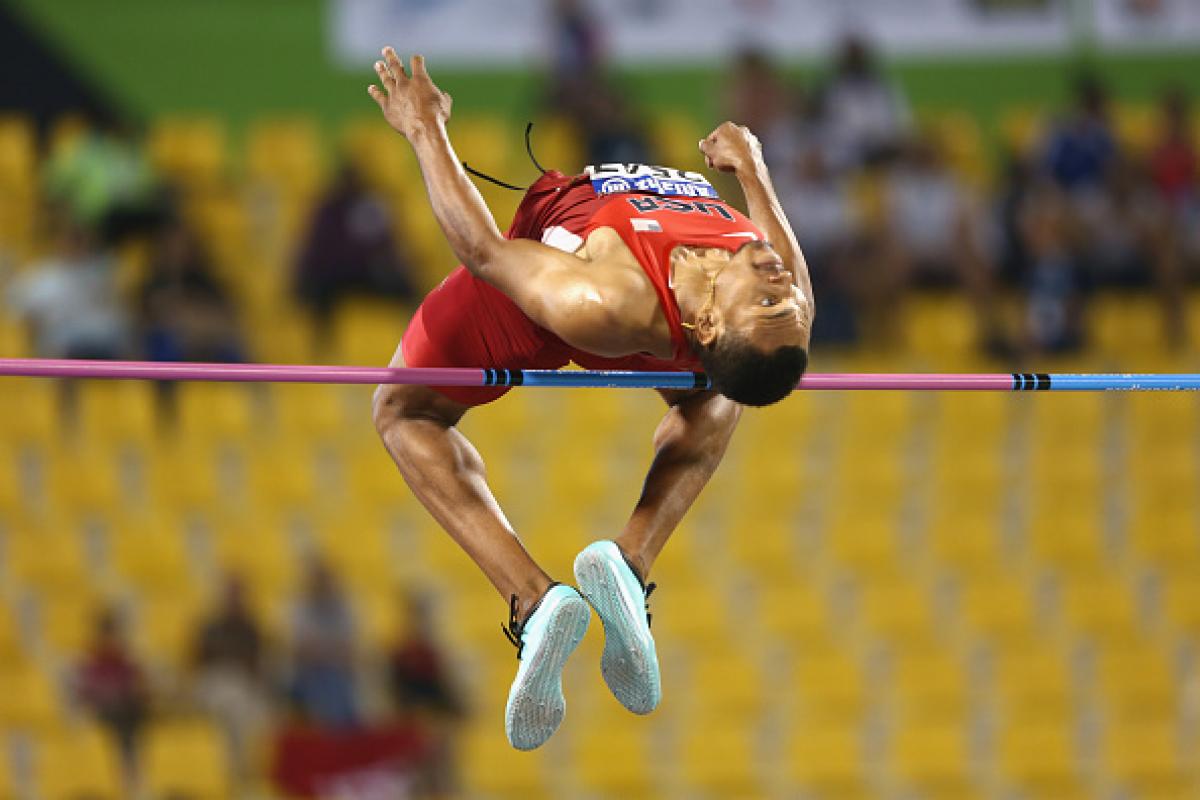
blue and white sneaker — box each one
[573,541,661,714]
[502,583,590,750]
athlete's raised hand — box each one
[368,49,452,139]
[699,121,763,175]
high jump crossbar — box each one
[0,358,1198,391]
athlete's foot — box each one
[502,583,590,750]
[573,541,661,715]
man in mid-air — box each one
[368,49,814,750]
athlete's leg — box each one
[372,346,553,619]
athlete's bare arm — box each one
[615,388,741,579]
[369,50,642,357]
[701,122,816,323]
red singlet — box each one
[401,170,765,406]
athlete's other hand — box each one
[368,49,452,139]
[699,122,762,174]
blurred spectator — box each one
[881,134,1003,348]
[74,608,149,781]
[778,145,864,344]
[293,161,417,328]
[289,559,359,729]
[548,0,603,82]
[1019,180,1087,353]
[191,575,272,784]
[576,82,655,165]
[1072,155,1165,288]
[43,117,165,245]
[821,34,910,169]
[1042,75,1117,193]
[724,49,792,161]
[388,591,465,797]
[1149,86,1198,206]
[7,217,130,360]
[139,216,244,364]
[1150,87,1199,345]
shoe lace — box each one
[501,593,526,660]
[644,581,657,628]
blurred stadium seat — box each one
[143,719,231,799]
[33,723,124,800]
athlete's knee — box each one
[372,383,413,436]
[372,383,459,437]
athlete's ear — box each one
[693,306,721,348]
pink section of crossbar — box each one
[798,373,1012,391]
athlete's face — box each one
[707,241,812,351]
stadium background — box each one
[1,0,1199,797]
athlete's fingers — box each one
[410,54,428,78]
[374,61,395,90]
[367,84,386,107]
[383,47,408,81]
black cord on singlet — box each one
[461,163,525,191]
[461,121,548,192]
[524,121,548,175]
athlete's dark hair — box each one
[697,334,808,407]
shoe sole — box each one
[574,547,661,715]
[504,594,590,750]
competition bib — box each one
[585,163,719,200]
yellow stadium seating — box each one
[175,382,261,445]
[786,722,868,794]
[0,748,13,800]
[75,379,159,448]
[6,529,91,594]
[678,723,763,794]
[450,116,520,181]
[1058,572,1142,644]
[210,516,298,600]
[890,646,971,723]
[996,719,1081,796]
[0,602,23,661]
[825,512,904,575]
[529,115,584,175]
[246,119,324,198]
[1094,643,1179,722]
[0,114,35,189]
[37,589,113,658]
[958,574,1042,643]
[1114,102,1156,155]
[756,580,834,645]
[683,654,764,715]
[1101,719,1190,796]
[135,589,205,669]
[999,107,1046,156]
[0,660,62,729]
[790,646,869,722]
[108,519,194,595]
[41,446,127,519]
[1161,575,1200,642]
[33,723,125,800]
[143,719,231,799]
[147,116,227,188]
[572,724,655,795]
[857,577,939,645]
[926,504,1006,576]
[992,644,1076,722]
[459,724,549,798]
[886,721,974,796]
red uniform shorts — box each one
[401,171,601,406]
